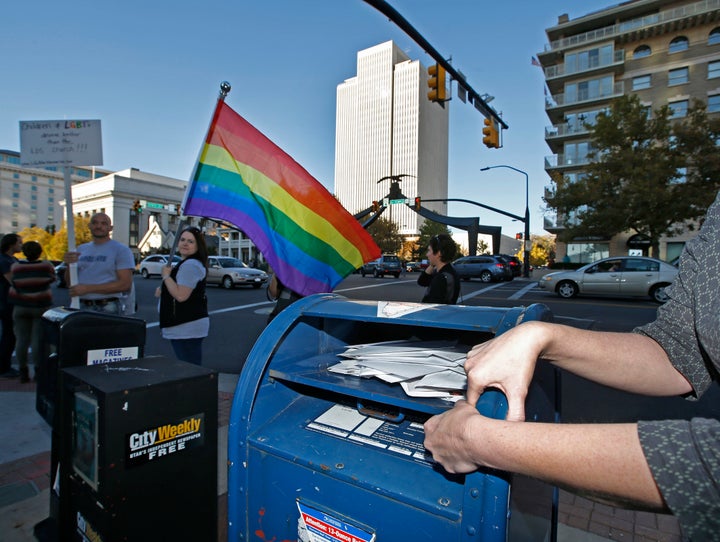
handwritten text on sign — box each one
[19,119,103,167]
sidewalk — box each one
[0,373,683,542]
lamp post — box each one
[480,165,530,278]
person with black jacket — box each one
[156,227,209,365]
[417,233,460,304]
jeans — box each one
[80,300,122,316]
[13,305,46,371]
[170,338,204,365]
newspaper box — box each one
[228,294,559,542]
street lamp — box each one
[480,165,530,278]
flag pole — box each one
[169,81,232,257]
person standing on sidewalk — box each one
[156,227,209,365]
[0,233,23,378]
[9,241,55,383]
[63,212,135,315]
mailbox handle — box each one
[357,400,405,423]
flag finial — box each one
[219,81,231,98]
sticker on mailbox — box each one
[297,501,375,542]
[305,404,434,466]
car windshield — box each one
[384,256,399,262]
[219,258,247,268]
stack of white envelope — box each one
[327,339,469,401]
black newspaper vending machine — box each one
[59,356,217,541]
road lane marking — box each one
[508,281,540,300]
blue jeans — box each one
[170,338,204,365]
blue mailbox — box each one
[228,294,558,542]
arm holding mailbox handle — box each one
[423,320,692,511]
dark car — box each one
[498,254,522,277]
[361,254,402,278]
[55,262,67,288]
[452,255,512,282]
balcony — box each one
[545,154,591,170]
[546,81,624,112]
[544,50,625,80]
[542,0,720,53]
[545,123,590,140]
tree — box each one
[366,217,403,254]
[45,216,93,261]
[16,227,53,259]
[414,220,457,261]
[528,234,556,267]
[545,95,720,257]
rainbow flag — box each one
[182,100,380,296]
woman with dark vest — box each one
[156,227,209,365]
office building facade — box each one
[335,41,449,237]
[539,0,720,262]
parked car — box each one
[361,254,402,278]
[452,255,512,282]
[405,261,422,272]
[55,262,67,288]
[138,255,181,278]
[206,256,269,289]
[538,256,678,303]
[498,254,522,277]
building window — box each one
[669,100,689,118]
[709,94,720,113]
[13,183,19,189]
[48,178,54,184]
[13,173,19,180]
[633,45,651,58]
[632,75,651,90]
[31,185,37,191]
[669,37,689,53]
[710,61,720,79]
[668,67,688,86]
[31,175,37,182]
[31,194,37,201]
[710,28,720,45]
[49,188,54,194]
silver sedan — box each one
[538,256,678,303]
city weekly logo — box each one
[126,413,205,466]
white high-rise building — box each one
[334,41,449,237]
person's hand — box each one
[423,400,485,473]
[68,284,90,297]
[161,264,172,280]
[63,252,79,264]
[464,322,548,422]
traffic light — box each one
[427,63,447,102]
[372,200,379,212]
[414,196,421,211]
[482,118,500,149]
[132,199,143,213]
[515,232,523,240]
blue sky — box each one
[1,0,614,237]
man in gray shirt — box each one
[424,192,720,539]
[63,213,135,316]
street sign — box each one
[19,119,102,167]
[389,198,407,204]
[145,202,164,209]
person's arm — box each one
[268,275,280,299]
[68,268,133,297]
[160,264,195,302]
[463,321,692,421]
[423,402,667,510]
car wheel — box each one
[394,273,400,278]
[141,268,150,278]
[361,269,367,277]
[650,283,671,303]
[252,283,262,289]
[221,276,234,289]
[556,280,579,298]
[373,269,380,278]
[479,270,492,283]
